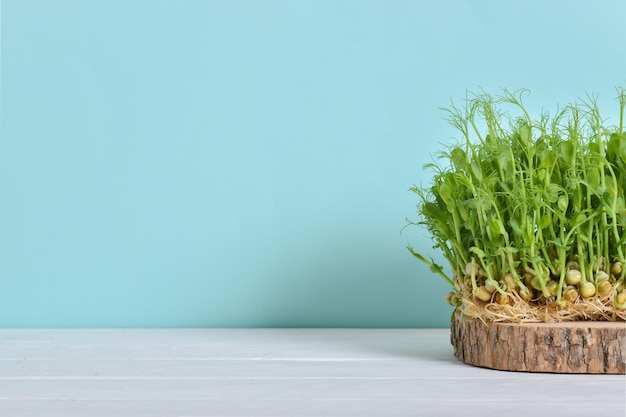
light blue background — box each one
[1,0,625,328]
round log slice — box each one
[450,311,626,374]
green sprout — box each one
[408,87,626,322]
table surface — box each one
[1,329,624,417]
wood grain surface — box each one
[1,329,624,416]
[451,312,626,374]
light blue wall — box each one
[1,0,625,328]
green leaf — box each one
[537,213,547,229]
[586,168,601,193]
[606,176,618,198]
[570,212,587,228]
[543,183,560,203]
[519,122,531,145]
[457,201,469,221]
[558,141,575,167]
[438,181,453,205]
[407,246,454,287]
[588,141,600,155]
[429,262,444,275]
[496,147,513,173]
[421,202,446,221]
[537,149,556,170]
[509,217,523,237]
[602,191,615,215]
[607,133,626,163]
[470,246,486,259]
[538,168,548,183]
[450,147,468,171]
[489,216,508,238]
[498,180,512,193]
[470,161,483,181]
[558,195,569,212]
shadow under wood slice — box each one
[450,311,626,374]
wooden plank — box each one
[1,399,624,417]
[2,356,625,380]
[0,329,449,360]
[0,377,623,401]
[0,329,624,417]
[0,357,588,378]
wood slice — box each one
[450,311,626,374]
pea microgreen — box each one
[409,88,626,322]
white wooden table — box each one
[1,329,624,417]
